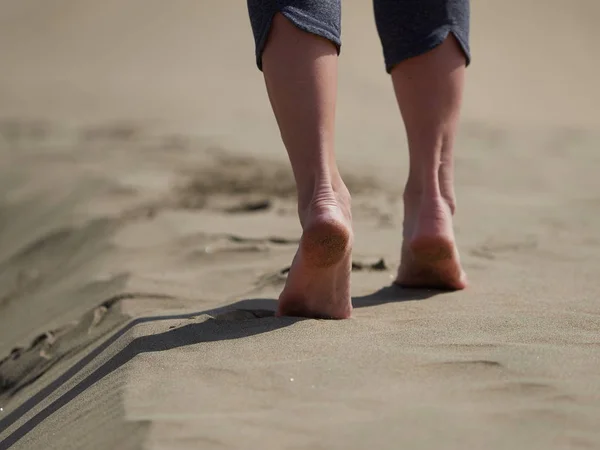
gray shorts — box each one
[247,0,470,73]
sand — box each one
[1,1,600,449]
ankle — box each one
[404,173,456,215]
[297,171,351,223]
[403,188,456,216]
[441,193,456,215]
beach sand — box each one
[1,1,599,449]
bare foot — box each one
[277,188,353,319]
[396,195,467,290]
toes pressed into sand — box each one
[277,208,353,320]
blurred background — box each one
[1,0,598,179]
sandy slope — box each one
[1,1,600,449]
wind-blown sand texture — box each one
[1,1,599,449]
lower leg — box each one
[391,35,467,289]
[262,14,353,318]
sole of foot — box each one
[395,197,467,290]
[277,204,353,320]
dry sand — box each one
[1,1,600,449]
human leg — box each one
[373,0,470,289]
[247,1,353,318]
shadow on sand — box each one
[0,285,440,449]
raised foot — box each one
[396,197,467,290]
[277,205,353,320]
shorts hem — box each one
[384,25,471,73]
[255,7,342,71]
